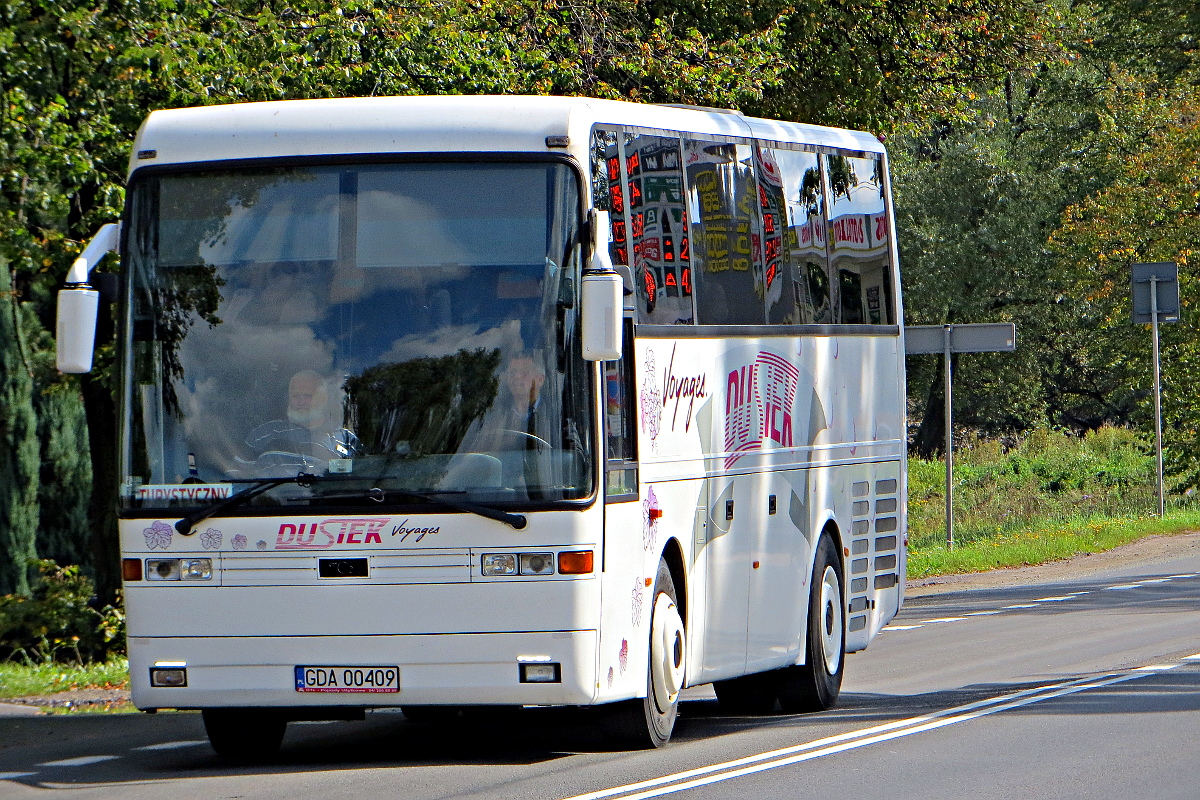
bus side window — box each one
[825,153,895,325]
[685,139,766,325]
[604,319,638,501]
[757,147,831,325]
[625,134,693,325]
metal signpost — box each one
[1131,262,1180,517]
[906,323,1017,548]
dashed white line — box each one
[0,773,38,780]
[1141,578,1172,584]
[1032,596,1073,602]
[1004,604,1037,609]
[1106,584,1145,590]
[883,625,925,631]
[1182,653,1200,661]
[36,755,119,768]
[963,611,1002,616]
[920,617,967,624]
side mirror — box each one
[56,222,120,373]
[581,210,622,361]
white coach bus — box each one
[57,95,907,755]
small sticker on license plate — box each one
[294,665,400,693]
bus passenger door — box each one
[746,473,809,671]
[700,478,752,678]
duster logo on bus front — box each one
[275,518,388,549]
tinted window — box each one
[757,148,832,324]
[825,154,894,325]
[627,134,693,324]
[685,140,765,325]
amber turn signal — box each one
[557,550,594,574]
[122,558,143,582]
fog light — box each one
[519,553,554,576]
[150,666,188,687]
[519,662,561,683]
[146,559,181,581]
[181,558,212,580]
[482,554,517,576]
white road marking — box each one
[1141,578,1171,584]
[920,617,967,624]
[882,625,924,631]
[1106,584,1145,590]
[36,755,120,768]
[963,611,1003,616]
[1182,653,1200,661]
[1134,664,1179,672]
[1032,596,1073,602]
[132,740,206,751]
[1004,604,1037,609]
[560,671,1154,800]
[1168,574,1200,579]
[0,773,38,780]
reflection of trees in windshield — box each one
[343,348,501,457]
[150,265,226,417]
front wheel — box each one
[778,534,845,713]
[202,708,287,760]
[603,559,686,748]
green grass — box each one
[907,426,1198,578]
[0,658,129,699]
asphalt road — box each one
[3,544,1200,800]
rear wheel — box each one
[202,708,287,760]
[778,534,844,713]
[603,559,686,748]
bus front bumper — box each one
[128,630,599,710]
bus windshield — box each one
[121,161,593,511]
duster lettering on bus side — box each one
[275,518,387,549]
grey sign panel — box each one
[904,323,1017,355]
[1131,262,1180,323]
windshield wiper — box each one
[174,473,318,535]
[317,486,527,530]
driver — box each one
[245,370,357,468]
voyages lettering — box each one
[661,344,707,432]
[391,519,441,543]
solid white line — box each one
[565,672,1148,800]
[132,740,206,751]
[558,675,1117,800]
[36,755,120,768]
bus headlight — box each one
[482,554,517,576]
[146,559,181,581]
[181,558,213,580]
[519,553,554,576]
[145,558,213,581]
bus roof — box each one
[129,95,886,175]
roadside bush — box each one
[0,560,126,665]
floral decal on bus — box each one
[632,576,645,626]
[642,485,661,550]
[231,534,247,550]
[640,349,662,446]
[200,528,223,550]
[143,521,173,550]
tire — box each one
[603,558,686,749]
[778,534,845,713]
[202,709,287,760]
[713,671,781,715]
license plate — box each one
[294,665,400,693]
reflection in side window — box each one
[825,154,895,325]
[757,148,832,324]
[626,134,692,325]
[686,140,765,325]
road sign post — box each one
[906,323,1017,549]
[1131,263,1180,517]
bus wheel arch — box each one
[603,556,684,748]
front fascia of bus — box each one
[119,154,596,520]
